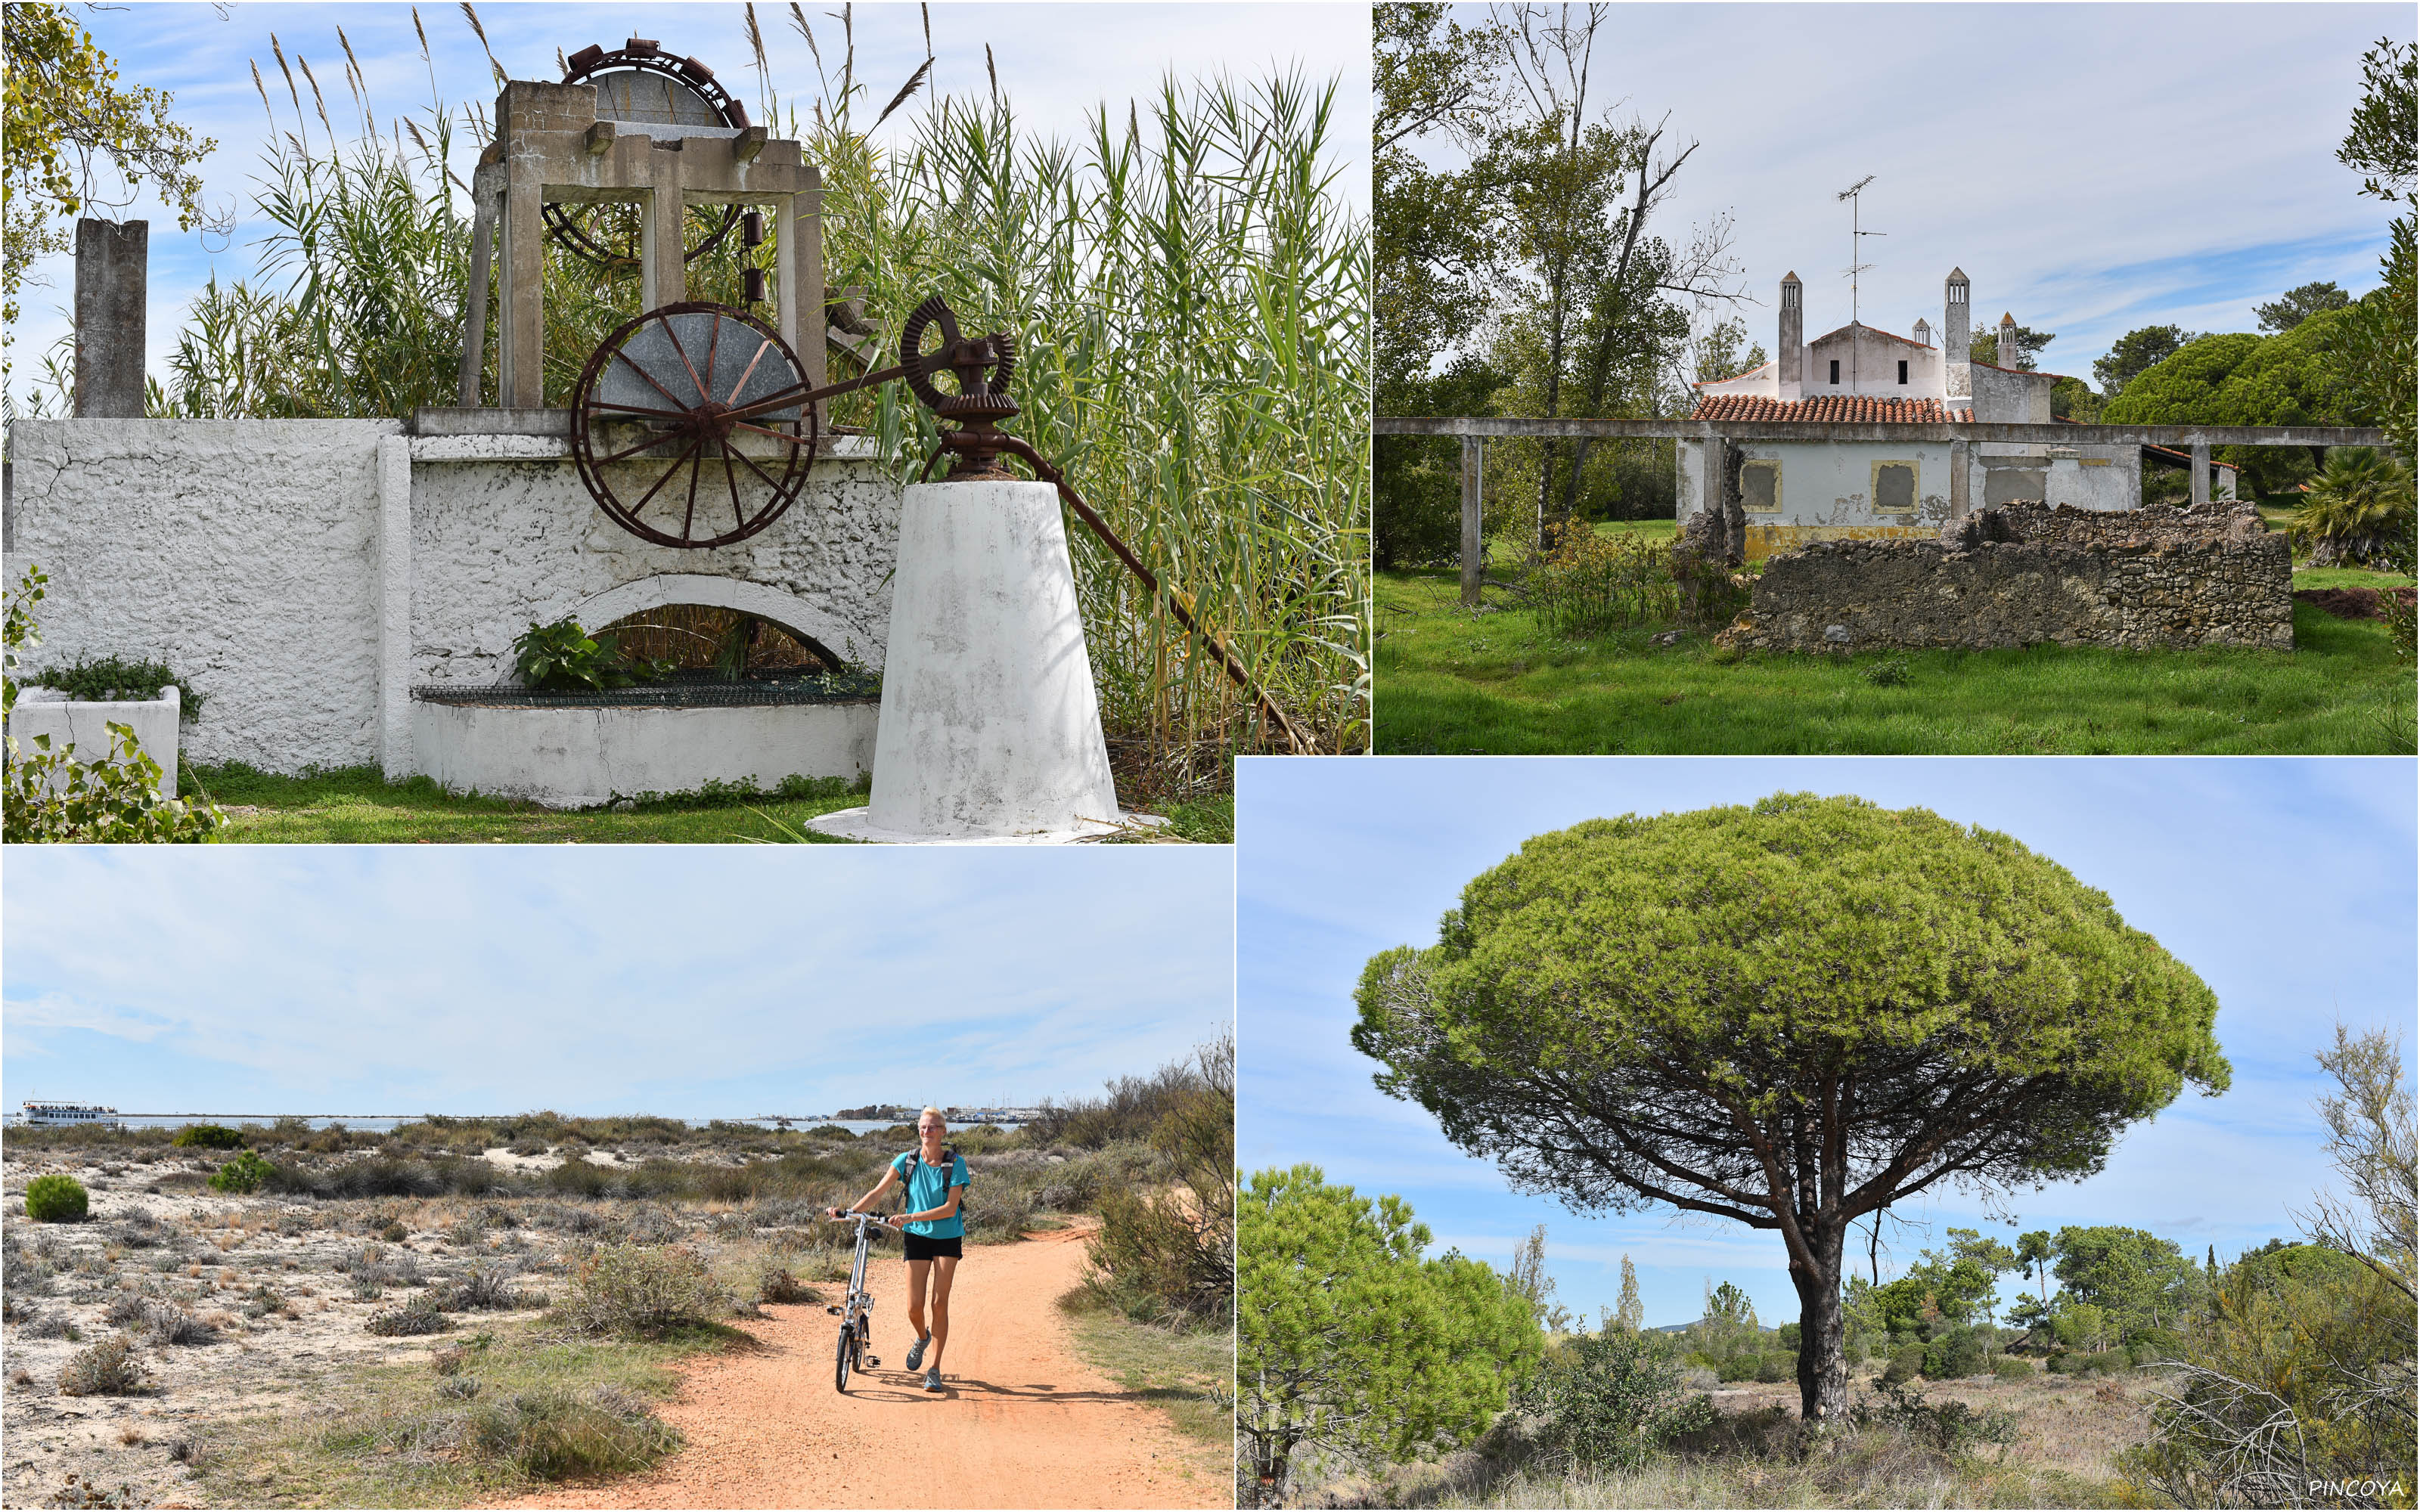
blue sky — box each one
[1412,3,2410,392]
[3,846,1233,1119]
[5,1,1372,411]
[1237,756,2418,1331]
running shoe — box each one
[923,1367,944,1393]
[906,1332,931,1371]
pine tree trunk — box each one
[1792,1221,1851,1423]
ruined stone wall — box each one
[1730,500,2292,652]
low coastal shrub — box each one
[58,1336,147,1396]
[208,1151,276,1194]
[25,1174,89,1222]
[365,1296,450,1337]
[557,1245,733,1339]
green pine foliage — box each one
[1353,792,2229,1421]
[1238,1165,1544,1502]
[23,1173,88,1222]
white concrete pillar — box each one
[1950,438,1970,519]
[809,479,1131,843]
[457,168,501,406]
[2191,442,2211,506]
[376,435,415,782]
[499,162,544,408]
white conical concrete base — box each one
[808,477,1137,844]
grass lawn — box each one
[177,765,1234,844]
[1376,521,2416,754]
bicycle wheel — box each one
[834,1320,853,1392]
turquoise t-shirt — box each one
[891,1150,970,1239]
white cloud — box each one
[4,847,1233,1115]
[1409,2,2404,384]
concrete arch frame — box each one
[566,573,870,672]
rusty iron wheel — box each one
[543,42,749,267]
[570,302,819,549]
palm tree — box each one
[2288,446,2416,569]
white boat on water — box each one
[17,1102,121,1129]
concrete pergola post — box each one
[457,168,501,405]
[73,218,147,419]
[2191,442,2212,507]
[1460,435,1482,608]
[1950,438,1970,520]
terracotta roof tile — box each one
[2141,441,2239,472]
[1690,394,1965,423]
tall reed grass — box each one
[98,6,1366,764]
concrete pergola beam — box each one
[1376,417,2391,448]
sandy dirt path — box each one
[498,1225,1225,1510]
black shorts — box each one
[902,1233,963,1262]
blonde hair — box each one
[918,1106,946,1129]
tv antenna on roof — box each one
[1838,175,1885,388]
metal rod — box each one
[985,432,1315,754]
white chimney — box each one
[1944,268,1972,401]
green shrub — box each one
[756,1267,814,1305]
[24,1174,89,1222]
[1530,1328,1716,1472]
[57,1335,146,1396]
[1862,654,1913,687]
[1754,1352,1791,1383]
[1922,1325,1986,1380]
[34,654,205,721]
[364,1295,449,1337]
[458,1387,682,1481]
[2082,1349,2131,1376]
[1856,1380,2016,1450]
[1531,522,1679,638]
[207,1151,275,1194]
[172,1126,244,1150]
[1992,1356,2034,1381]
[2046,1349,2076,1374]
[1715,1352,1755,1383]
[511,619,667,692]
[557,1244,733,1338]
[1879,1343,1924,1387]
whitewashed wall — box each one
[3,420,901,777]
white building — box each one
[1680,268,2234,557]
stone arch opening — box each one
[566,575,875,673]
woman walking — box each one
[830,1107,970,1393]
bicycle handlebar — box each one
[825,1210,901,1227]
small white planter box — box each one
[6,684,181,797]
[411,696,877,809]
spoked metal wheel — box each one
[570,302,819,549]
[835,1321,854,1392]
